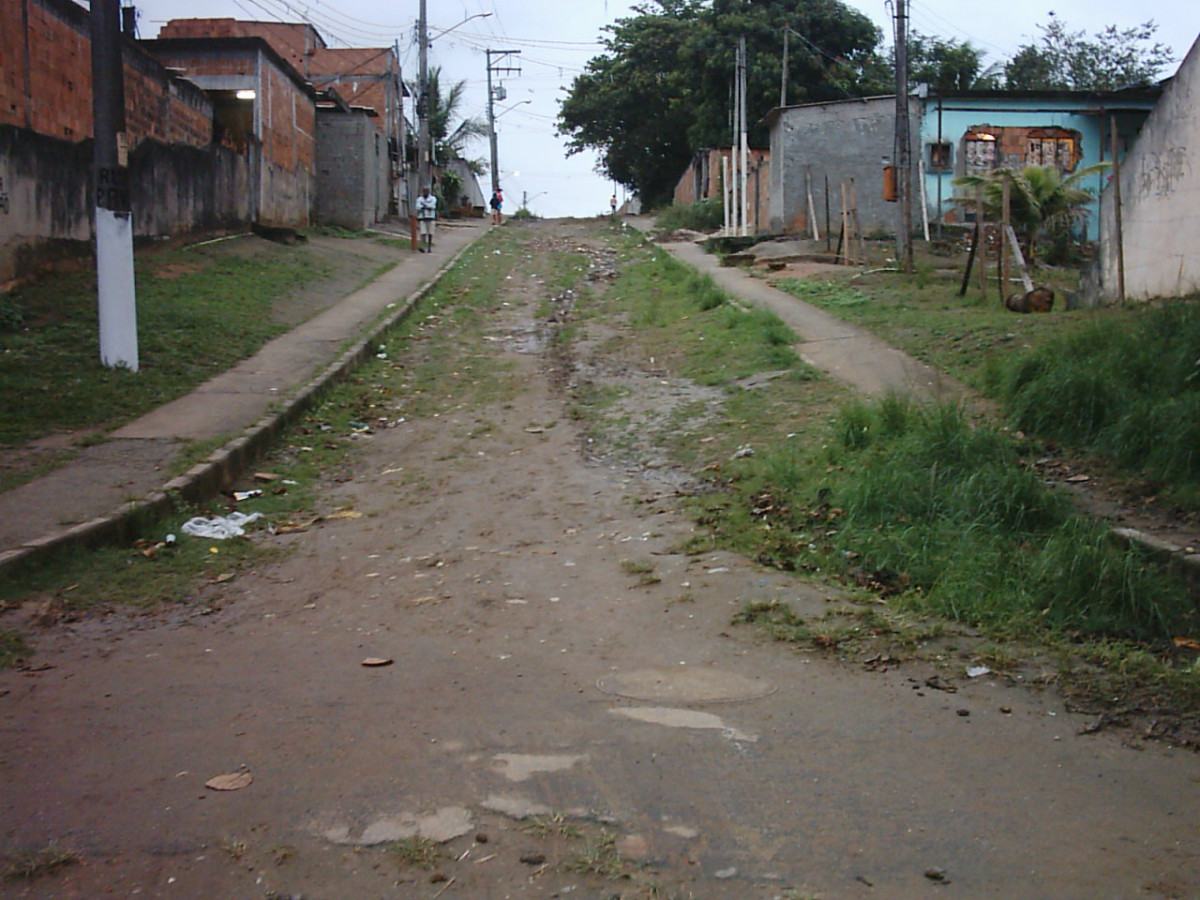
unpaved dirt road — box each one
[2,220,1197,900]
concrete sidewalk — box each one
[663,240,973,404]
[0,219,489,574]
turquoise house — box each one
[919,88,1162,239]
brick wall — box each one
[0,0,212,147]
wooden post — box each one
[841,181,850,265]
[976,185,987,301]
[1111,116,1126,305]
[1000,178,1011,298]
[824,175,832,252]
[960,223,978,297]
[849,177,864,265]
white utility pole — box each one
[486,50,521,196]
[730,44,740,236]
[91,0,138,371]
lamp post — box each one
[416,5,492,203]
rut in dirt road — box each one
[1,219,1196,900]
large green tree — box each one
[1005,18,1174,91]
[904,33,1000,91]
[557,0,887,206]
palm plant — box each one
[422,66,488,170]
[954,162,1109,262]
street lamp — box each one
[494,99,532,119]
[417,6,493,205]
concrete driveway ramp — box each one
[596,666,776,704]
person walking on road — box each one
[490,189,503,226]
[416,186,438,253]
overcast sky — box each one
[134,0,1197,218]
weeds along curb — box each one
[0,234,485,579]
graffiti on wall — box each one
[1138,147,1192,197]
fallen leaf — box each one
[1173,636,1200,651]
[253,472,282,482]
[325,510,364,521]
[1065,474,1090,483]
[206,772,253,791]
[361,657,394,667]
[210,572,235,584]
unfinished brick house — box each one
[0,0,248,282]
[143,35,319,226]
[157,18,406,214]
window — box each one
[1024,127,1079,172]
[963,129,997,174]
[928,141,952,171]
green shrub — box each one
[655,197,725,232]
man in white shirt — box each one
[416,186,438,253]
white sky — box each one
[133,0,1197,218]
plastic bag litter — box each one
[181,512,263,539]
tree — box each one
[1004,18,1174,91]
[421,66,489,170]
[903,33,999,91]
[954,163,1109,262]
[557,0,887,206]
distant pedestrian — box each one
[416,186,438,252]
[610,194,618,217]
[490,189,504,226]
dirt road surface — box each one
[2,220,1196,900]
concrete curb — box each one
[0,235,484,577]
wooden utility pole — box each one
[738,35,749,236]
[1111,117,1126,305]
[893,0,914,272]
[91,0,138,371]
[417,0,432,196]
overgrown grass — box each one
[0,245,327,446]
[0,629,31,669]
[992,300,1200,504]
[721,394,1195,641]
[607,249,802,384]
[654,198,724,232]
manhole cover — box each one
[597,667,776,704]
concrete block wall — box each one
[316,109,375,229]
[769,96,920,237]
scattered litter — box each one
[253,472,281,483]
[164,533,176,544]
[731,445,755,459]
[966,665,991,678]
[209,572,235,585]
[714,867,738,879]
[519,853,545,866]
[956,708,971,717]
[205,772,253,791]
[924,868,948,883]
[924,675,957,693]
[232,489,263,502]
[1065,474,1090,483]
[325,509,364,520]
[361,657,394,667]
[1172,636,1200,651]
[706,566,731,574]
[181,512,263,539]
